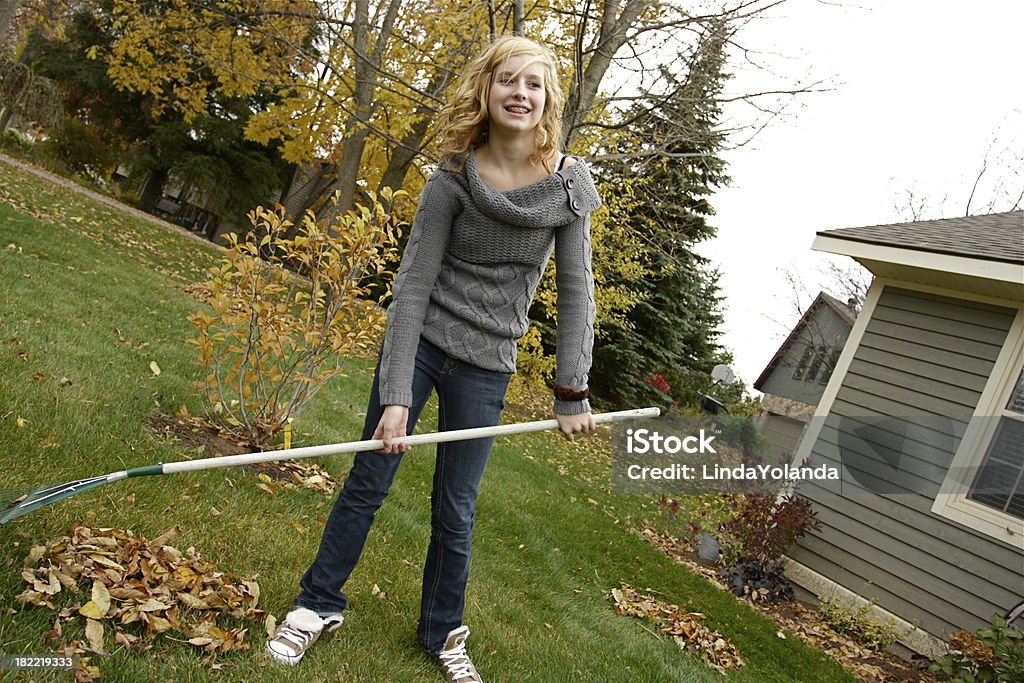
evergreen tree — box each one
[590,23,733,410]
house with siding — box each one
[754,292,857,463]
[783,210,1024,656]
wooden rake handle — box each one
[158,407,661,475]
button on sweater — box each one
[379,150,601,415]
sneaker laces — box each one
[272,623,316,654]
[439,640,473,679]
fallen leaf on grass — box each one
[265,614,277,638]
[115,630,139,649]
[237,459,338,497]
[78,581,111,619]
[25,544,47,566]
[85,618,106,654]
[149,361,161,376]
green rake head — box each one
[1,476,112,525]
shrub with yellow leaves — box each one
[189,191,404,446]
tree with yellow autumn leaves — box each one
[5,0,806,407]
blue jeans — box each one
[294,337,512,655]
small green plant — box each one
[819,597,912,651]
[189,192,403,445]
[930,614,1024,682]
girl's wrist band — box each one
[553,384,590,401]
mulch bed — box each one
[147,413,338,493]
[640,526,938,683]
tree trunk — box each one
[280,162,335,222]
[138,166,169,213]
[486,0,496,37]
[377,123,430,196]
[561,0,650,149]
[325,0,402,219]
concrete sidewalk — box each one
[0,152,222,250]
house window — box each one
[818,348,840,385]
[968,368,1024,519]
[793,345,837,384]
[793,346,816,380]
[932,303,1024,548]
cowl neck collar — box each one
[459,149,600,228]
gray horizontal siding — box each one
[878,288,1018,331]
[808,417,963,493]
[760,414,807,464]
[793,285,1023,638]
[762,414,806,450]
[857,332,997,377]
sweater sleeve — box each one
[378,171,460,406]
[552,210,596,415]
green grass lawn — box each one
[0,160,854,682]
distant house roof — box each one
[816,211,1023,264]
[753,291,857,391]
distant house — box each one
[112,165,224,239]
[754,292,857,463]
[783,211,1024,656]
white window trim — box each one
[931,304,1024,550]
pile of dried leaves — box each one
[251,461,337,496]
[607,582,745,675]
[18,523,265,678]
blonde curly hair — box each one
[437,35,565,172]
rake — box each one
[1,407,659,525]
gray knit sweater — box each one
[379,150,600,415]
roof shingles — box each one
[817,211,1023,264]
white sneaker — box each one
[266,607,344,665]
[438,625,483,683]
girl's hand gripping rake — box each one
[1,407,660,524]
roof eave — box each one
[811,234,1024,284]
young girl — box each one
[267,35,600,682]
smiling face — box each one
[486,54,547,137]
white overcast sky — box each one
[694,0,1024,390]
